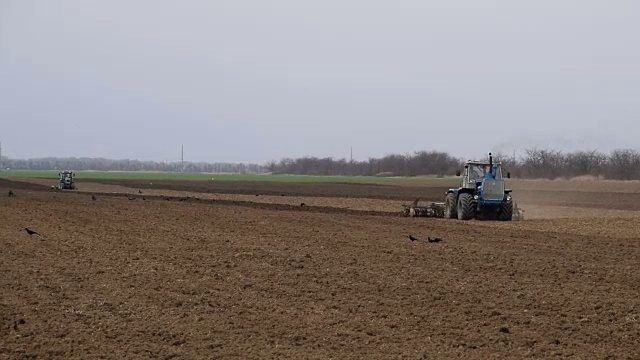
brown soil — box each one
[90,179,451,201]
[1,178,639,359]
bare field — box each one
[1,178,640,359]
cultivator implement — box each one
[402,198,445,218]
[402,198,525,220]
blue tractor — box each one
[444,153,513,221]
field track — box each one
[1,177,639,359]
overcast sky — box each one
[1,1,639,163]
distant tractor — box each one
[444,153,513,221]
[58,171,76,190]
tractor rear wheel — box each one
[445,193,457,219]
[457,193,474,220]
[497,200,513,221]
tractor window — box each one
[468,164,503,180]
[469,165,486,179]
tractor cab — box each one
[460,159,509,185]
[455,151,508,183]
[462,162,503,186]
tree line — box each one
[267,149,640,180]
[0,157,266,174]
[497,148,640,180]
[2,148,640,180]
[266,150,461,177]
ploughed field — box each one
[1,177,639,359]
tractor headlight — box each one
[473,195,479,200]
[506,195,512,202]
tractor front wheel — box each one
[457,193,474,220]
[497,199,513,221]
[445,193,457,219]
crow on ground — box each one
[13,319,24,330]
[24,228,40,236]
[408,235,418,242]
[8,190,14,197]
[428,237,443,243]
[91,195,97,201]
[300,203,306,207]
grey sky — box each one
[1,0,639,163]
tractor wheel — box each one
[497,199,513,221]
[445,193,457,219]
[457,193,474,220]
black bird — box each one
[138,190,143,194]
[91,195,97,201]
[24,228,40,236]
[408,235,418,242]
[300,203,306,207]
[428,237,443,243]
[8,190,14,197]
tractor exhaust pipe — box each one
[489,152,493,169]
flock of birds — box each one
[408,234,443,243]
[9,188,444,244]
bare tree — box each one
[606,149,640,180]
[520,148,565,179]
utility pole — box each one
[181,145,184,172]
[349,146,354,176]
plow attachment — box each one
[402,198,526,220]
[402,198,445,218]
